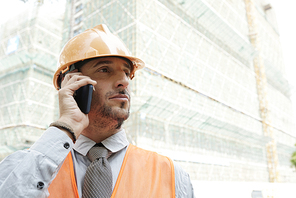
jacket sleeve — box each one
[174,162,196,198]
[0,127,73,198]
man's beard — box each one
[99,101,130,129]
[91,89,130,129]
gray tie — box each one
[82,145,113,198]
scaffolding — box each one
[0,1,64,158]
[1,0,296,183]
[129,0,295,182]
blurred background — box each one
[0,0,296,197]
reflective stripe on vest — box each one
[48,144,175,198]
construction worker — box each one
[0,24,194,197]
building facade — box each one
[0,3,63,158]
[1,0,296,187]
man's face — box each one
[80,57,132,129]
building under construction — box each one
[0,2,64,156]
[1,0,296,191]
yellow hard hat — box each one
[53,24,145,89]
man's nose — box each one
[114,71,129,89]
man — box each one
[0,24,194,197]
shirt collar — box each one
[73,129,129,156]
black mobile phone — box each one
[74,84,93,114]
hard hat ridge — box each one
[92,24,111,34]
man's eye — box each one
[125,71,130,77]
[98,68,108,73]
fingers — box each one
[61,72,82,88]
[62,71,81,84]
[61,72,97,92]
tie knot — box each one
[87,145,109,162]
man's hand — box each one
[56,71,97,140]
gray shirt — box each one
[0,127,194,197]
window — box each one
[75,16,82,25]
[75,4,83,13]
[74,28,82,36]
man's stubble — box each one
[89,89,130,130]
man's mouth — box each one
[109,94,129,100]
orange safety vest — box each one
[48,144,175,198]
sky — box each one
[276,2,296,70]
[270,0,296,86]
[1,0,296,117]
[272,0,296,90]
[0,0,32,21]
[270,0,296,121]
